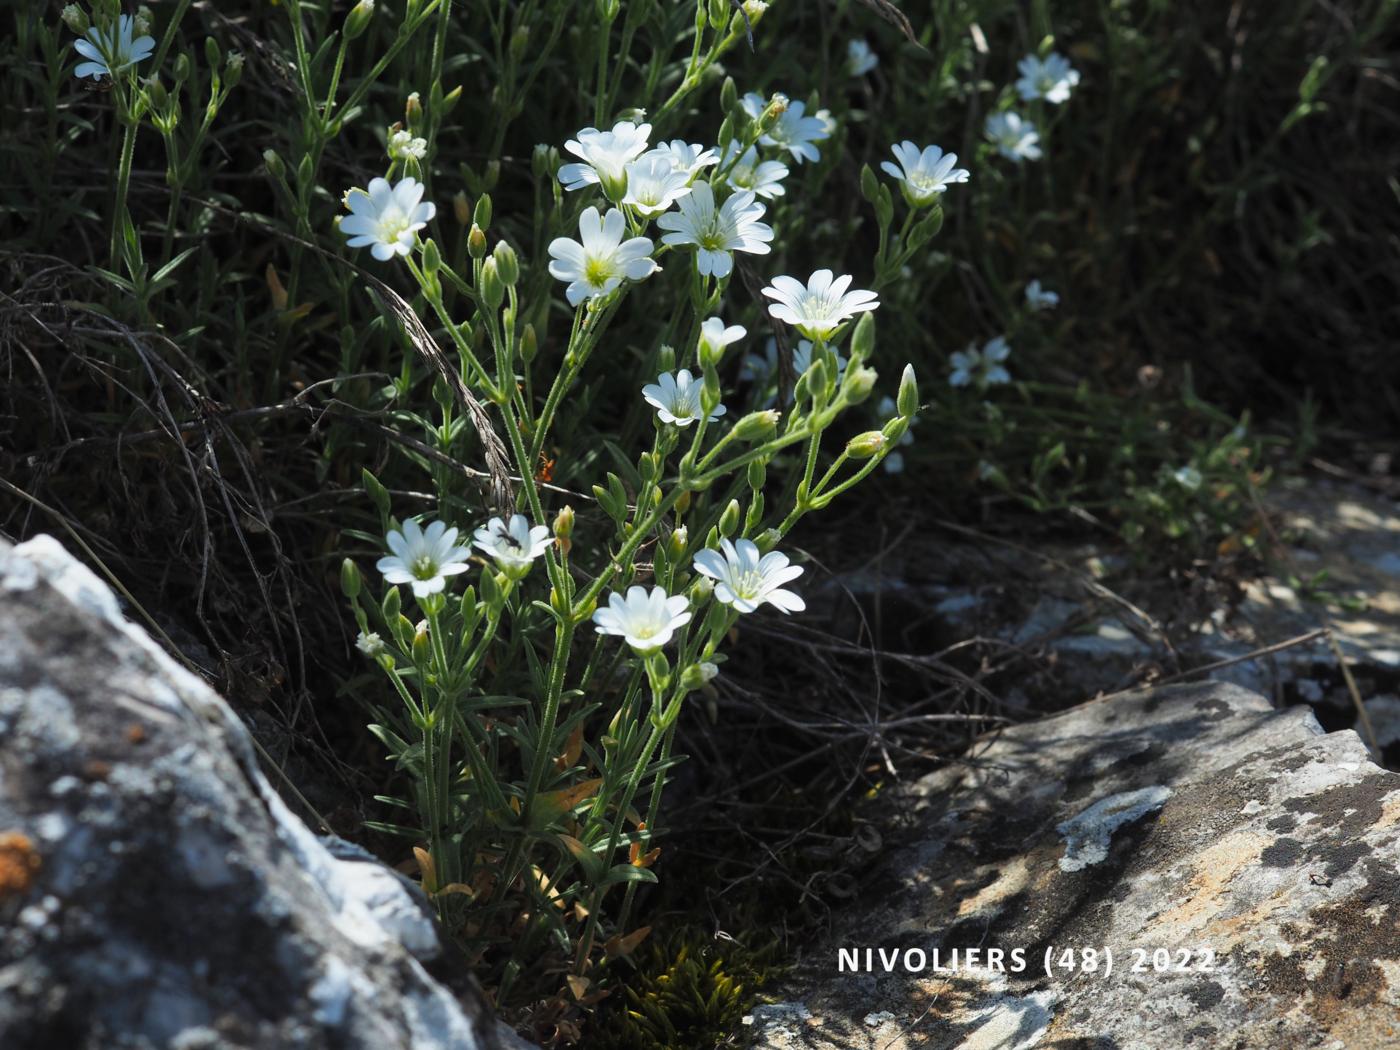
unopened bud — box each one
[480,257,504,310]
[520,323,538,364]
[262,149,286,179]
[412,619,431,663]
[493,241,519,286]
[473,193,492,229]
[144,76,167,109]
[467,223,487,259]
[134,5,153,38]
[860,163,879,203]
[340,558,362,599]
[173,53,191,83]
[510,25,530,61]
[452,191,470,226]
[707,0,729,30]
[442,85,463,114]
[850,311,875,362]
[897,363,919,417]
[224,50,245,88]
[731,409,780,441]
[405,91,422,127]
[756,93,788,136]
[843,365,878,404]
[421,237,442,276]
[846,431,886,459]
[718,499,741,536]
[553,505,575,549]
[680,661,719,691]
[667,526,688,561]
[344,0,374,39]
[62,5,89,35]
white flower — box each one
[376,519,472,599]
[73,14,155,80]
[949,337,1012,388]
[654,139,719,178]
[741,92,833,164]
[355,631,386,658]
[547,206,657,306]
[1173,466,1203,491]
[846,38,879,77]
[388,129,428,161]
[339,177,436,261]
[877,395,915,473]
[558,121,652,198]
[880,141,970,205]
[1025,280,1059,311]
[656,183,772,278]
[1015,52,1081,104]
[698,317,747,363]
[762,269,879,341]
[642,369,726,426]
[693,538,805,614]
[472,514,553,576]
[592,585,692,653]
[723,143,790,199]
[985,112,1043,162]
[621,152,692,218]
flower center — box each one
[375,207,412,244]
[632,621,659,639]
[411,555,439,580]
[733,570,765,600]
[584,256,615,287]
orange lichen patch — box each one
[1146,830,1269,936]
[0,831,42,899]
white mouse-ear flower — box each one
[592,586,692,653]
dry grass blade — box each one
[357,277,516,518]
[852,0,923,48]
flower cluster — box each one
[984,50,1081,165]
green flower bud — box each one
[718,499,741,536]
[173,53,191,84]
[405,91,423,127]
[846,431,886,459]
[144,76,168,110]
[442,85,463,115]
[493,241,519,285]
[61,5,89,36]
[742,0,769,25]
[421,237,442,276]
[746,459,766,492]
[412,619,431,663]
[843,364,878,405]
[340,558,362,599]
[897,363,919,417]
[657,344,676,373]
[467,223,488,259]
[520,323,539,364]
[731,409,780,441]
[859,164,879,203]
[553,505,574,556]
[756,93,788,136]
[224,50,244,88]
[720,77,738,116]
[679,661,719,692]
[473,193,492,229]
[344,0,374,39]
[134,5,154,38]
[707,0,729,30]
[452,191,470,226]
[881,416,910,445]
[480,257,505,310]
[510,25,530,61]
[667,526,688,561]
[204,36,221,72]
[532,144,559,180]
[262,149,286,179]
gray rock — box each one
[746,682,1400,1049]
[0,536,533,1050]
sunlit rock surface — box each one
[746,682,1400,1049]
[0,536,533,1050]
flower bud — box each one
[204,36,221,72]
[897,363,919,417]
[846,431,886,459]
[405,91,423,127]
[731,409,780,441]
[675,489,693,516]
[493,241,519,286]
[843,364,878,405]
[742,0,768,25]
[553,506,575,556]
[473,193,492,229]
[520,323,538,364]
[61,5,89,35]
[881,416,909,445]
[144,76,168,110]
[340,558,362,599]
[173,52,191,83]
[510,25,530,61]
[355,631,386,659]
[707,0,729,30]
[480,257,505,310]
[445,193,468,229]
[689,576,714,602]
[345,0,374,39]
[718,499,741,536]
[442,85,463,114]
[262,149,286,179]
[720,77,738,116]
[467,223,488,259]
[679,661,719,691]
[850,311,875,362]
[756,94,788,136]
[667,526,688,561]
[224,50,245,88]
[135,5,154,38]
[412,619,431,663]
[859,164,879,204]
[746,459,766,491]
[421,237,442,276]
[532,143,559,180]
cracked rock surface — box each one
[745,682,1400,1049]
[0,536,534,1050]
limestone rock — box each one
[0,535,533,1050]
[746,682,1400,1049]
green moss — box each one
[587,925,788,1050]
